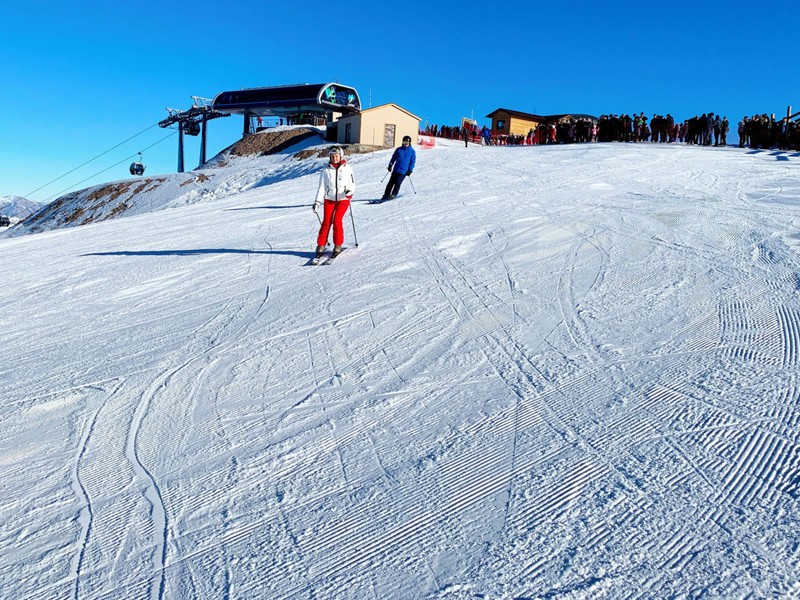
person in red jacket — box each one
[312,146,355,260]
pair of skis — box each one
[309,247,346,266]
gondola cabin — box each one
[130,153,145,176]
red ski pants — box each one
[316,199,350,247]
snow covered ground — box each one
[2,139,800,599]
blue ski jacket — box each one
[388,145,416,174]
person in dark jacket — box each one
[720,117,729,146]
[382,135,416,200]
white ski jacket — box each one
[314,160,355,206]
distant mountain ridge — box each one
[0,195,40,219]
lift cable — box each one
[26,122,161,198]
[44,131,177,203]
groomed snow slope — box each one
[2,140,800,599]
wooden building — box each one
[486,108,547,136]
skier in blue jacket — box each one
[382,135,416,200]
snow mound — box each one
[2,130,332,237]
[2,126,398,238]
[209,126,325,164]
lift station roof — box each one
[211,83,361,117]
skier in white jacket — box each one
[313,146,355,260]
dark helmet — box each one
[402,135,412,143]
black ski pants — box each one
[384,172,406,198]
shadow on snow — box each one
[82,248,312,258]
[224,205,308,211]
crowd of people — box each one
[739,115,800,150]
[422,123,489,146]
[422,112,800,150]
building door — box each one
[384,124,396,147]
[344,123,352,144]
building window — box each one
[497,120,506,130]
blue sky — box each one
[3,0,799,203]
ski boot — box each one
[311,245,325,265]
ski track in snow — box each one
[2,141,800,598]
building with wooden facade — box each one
[486,108,548,136]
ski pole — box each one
[314,208,329,247]
[381,170,390,182]
[408,174,417,195]
[348,202,359,248]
